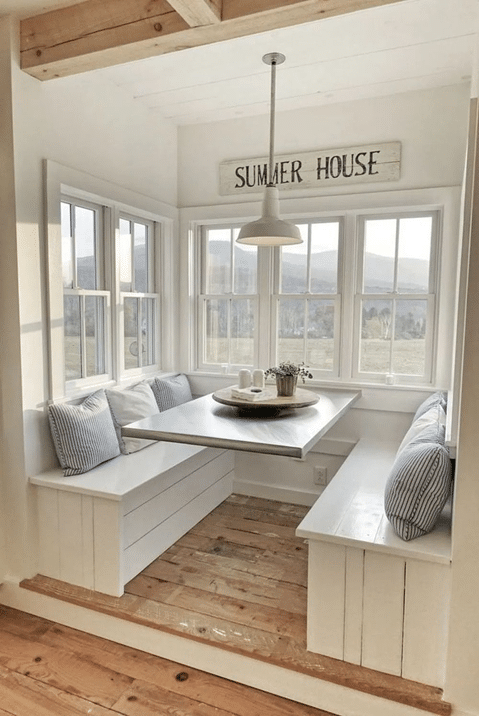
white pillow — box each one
[106,382,159,454]
[397,404,446,456]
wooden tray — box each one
[212,385,319,410]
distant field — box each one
[205,337,426,376]
[65,335,425,378]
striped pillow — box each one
[384,439,452,541]
[151,374,192,412]
[48,390,120,476]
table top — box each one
[122,387,361,459]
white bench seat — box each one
[31,442,234,597]
[296,438,452,688]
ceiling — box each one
[2,0,478,125]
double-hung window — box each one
[273,219,342,377]
[194,206,441,386]
[61,198,110,384]
[58,195,161,395]
[119,215,157,372]
[354,212,438,383]
[199,226,258,371]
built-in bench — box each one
[296,438,452,689]
[31,441,234,597]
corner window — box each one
[355,213,437,383]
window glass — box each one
[61,202,74,289]
[310,222,339,294]
[85,295,106,376]
[205,228,232,294]
[230,298,255,365]
[307,299,335,370]
[363,218,396,293]
[205,298,228,364]
[278,297,305,364]
[234,231,257,294]
[64,295,81,380]
[134,222,148,293]
[392,299,427,375]
[120,218,133,292]
[360,299,393,373]
[75,206,97,290]
[280,224,308,294]
[397,217,431,293]
[124,296,139,369]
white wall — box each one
[178,84,469,207]
[4,23,179,580]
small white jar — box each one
[252,369,265,388]
[238,369,252,388]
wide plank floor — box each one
[21,494,451,716]
[0,605,335,716]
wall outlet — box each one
[313,465,328,485]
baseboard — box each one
[232,479,322,506]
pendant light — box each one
[236,53,302,247]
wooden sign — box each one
[219,142,401,195]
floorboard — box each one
[20,494,451,716]
[0,605,334,716]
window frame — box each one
[46,160,175,401]
[352,209,441,385]
[184,187,459,391]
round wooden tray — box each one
[212,385,319,410]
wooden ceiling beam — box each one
[166,0,222,27]
[20,0,408,81]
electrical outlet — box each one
[313,465,328,485]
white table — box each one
[122,387,361,458]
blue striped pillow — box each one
[48,390,120,476]
[151,374,192,412]
[384,438,452,541]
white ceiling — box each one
[2,0,478,125]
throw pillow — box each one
[48,389,120,476]
[397,404,446,455]
[384,439,452,541]
[106,381,160,454]
[413,391,447,421]
[151,374,192,412]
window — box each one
[355,213,437,383]
[199,226,258,371]
[274,220,341,377]
[61,199,109,382]
[56,192,161,395]
[195,208,441,386]
[119,216,157,371]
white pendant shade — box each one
[236,52,303,248]
[236,186,302,245]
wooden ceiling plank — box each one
[166,0,222,27]
[20,0,408,80]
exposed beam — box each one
[20,0,408,81]
[166,0,222,27]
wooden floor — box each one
[21,495,451,716]
[0,605,336,715]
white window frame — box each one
[352,210,440,385]
[182,186,460,391]
[197,224,259,373]
[45,160,176,401]
[271,217,344,380]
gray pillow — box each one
[413,391,447,421]
[48,389,120,476]
[151,374,192,411]
[384,439,452,541]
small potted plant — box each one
[265,361,313,397]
